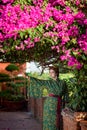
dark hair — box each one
[49,65,59,77]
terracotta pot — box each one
[3,100,27,111]
[80,120,87,130]
[61,108,81,130]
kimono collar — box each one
[50,77,59,81]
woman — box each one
[28,66,68,130]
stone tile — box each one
[0,112,42,130]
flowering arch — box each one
[0,0,87,71]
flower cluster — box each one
[0,0,87,70]
[2,0,14,3]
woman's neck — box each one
[52,76,57,81]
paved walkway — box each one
[0,112,42,130]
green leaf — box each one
[19,31,24,39]
[82,55,87,60]
[84,65,87,69]
[36,24,44,33]
[42,37,55,45]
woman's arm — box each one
[28,75,51,88]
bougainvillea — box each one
[0,0,87,71]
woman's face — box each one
[49,69,57,79]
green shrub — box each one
[0,73,10,82]
[5,64,19,72]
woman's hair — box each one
[49,65,59,77]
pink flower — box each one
[84,19,87,25]
[65,6,72,13]
[26,42,35,49]
[60,50,71,61]
[20,42,25,50]
[34,37,40,42]
[2,0,14,3]
[15,46,21,50]
[75,0,80,5]
[51,46,56,49]
[24,38,31,45]
[68,57,82,69]
[68,26,79,37]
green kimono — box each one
[29,76,68,130]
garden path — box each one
[0,112,42,130]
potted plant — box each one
[0,64,27,111]
[61,69,87,130]
[0,73,10,82]
[0,75,27,110]
[0,89,26,110]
